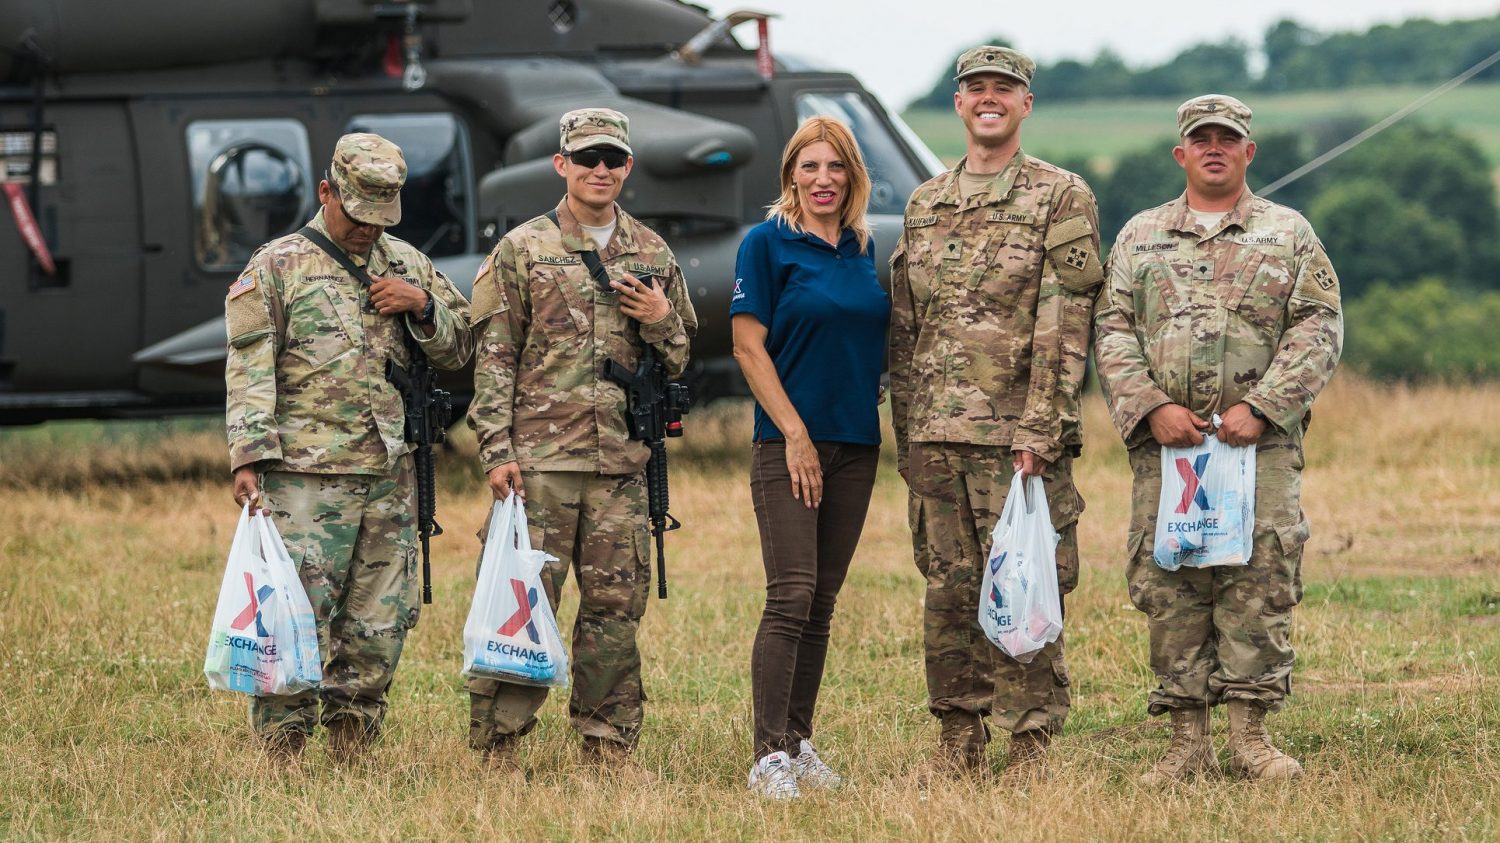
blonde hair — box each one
[766,117,872,254]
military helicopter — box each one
[0,0,943,425]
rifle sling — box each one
[297,225,427,362]
[545,209,611,289]
[298,226,375,287]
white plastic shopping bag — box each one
[257,513,323,691]
[978,473,1064,663]
[204,504,322,695]
[1153,421,1256,571]
[463,493,569,687]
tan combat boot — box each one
[326,716,374,764]
[915,711,988,785]
[581,737,659,785]
[261,730,307,766]
[936,710,990,775]
[1139,705,1214,785]
[477,736,526,783]
[1226,700,1303,781]
[1000,730,1050,782]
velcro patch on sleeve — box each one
[1293,252,1341,312]
[1044,214,1103,293]
[226,274,273,347]
[1044,214,1094,251]
[469,254,509,321]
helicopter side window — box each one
[795,92,926,217]
[343,113,473,258]
[187,120,313,271]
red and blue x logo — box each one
[497,579,542,645]
[230,572,276,637]
[989,551,1007,608]
[1174,453,1213,514]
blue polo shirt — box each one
[729,217,890,445]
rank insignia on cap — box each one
[1065,246,1090,270]
[228,274,256,300]
[1314,267,1335,290]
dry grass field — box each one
[1,376,1497,841]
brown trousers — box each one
[749,440,880,759]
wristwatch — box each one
[1247,404,1268,422]
[416,292,436,325]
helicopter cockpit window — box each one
[188,120,313,271]
[344,113,473,258]
[795,92,924,217]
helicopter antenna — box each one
[673,10,777,79]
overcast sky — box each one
[697,0,1499,109]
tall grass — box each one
[1,376,1497,840]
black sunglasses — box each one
[567,148,629,170]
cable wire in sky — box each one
[1260,46,1500,197]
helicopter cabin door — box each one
[0,101,143,398]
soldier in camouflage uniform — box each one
[225,133,474,760]
[1094,95,1343,783]
[467,108,696,777]
[889,47,1104,777]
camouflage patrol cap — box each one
[330,133,406,226]
[954,45,1035,86]
[1177,94,1253,137]
[559,107,632,156]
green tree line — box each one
[909,14,1500,108]
[1056,121,1500,381]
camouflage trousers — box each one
[250,457,418,738]
[1125,434,1311,715]
[908,442,1084,735]
[468,471,651,750]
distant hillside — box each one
[902,82,1500,177]
[908,13,1500,109]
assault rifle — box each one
[299,225,448,604]
[604,343,690,599]
[385,350,450,605]
[544,209,690,599]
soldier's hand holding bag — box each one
[204,504,322,695]
[463,493,569,687]
[1153,421,1256,571]
[978,473,1064,663]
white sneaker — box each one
[791,739,844,791]
[747,751,801,800]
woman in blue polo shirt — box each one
[731,116,890,799]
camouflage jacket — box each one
[1094,189,1343,448]
[889,152,1104,470]
[468,198,697,475]
[225,210,474,474]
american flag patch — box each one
[228,274,256,300]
